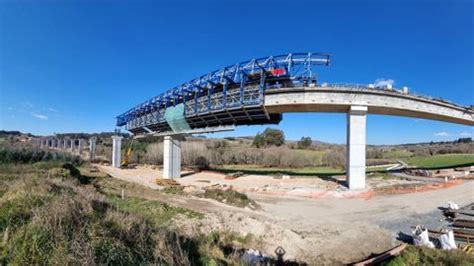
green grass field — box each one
[214,164,395,177]
[406,154,474,169]
[382,149,413,159]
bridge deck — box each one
[116,53,473,136]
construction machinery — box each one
[121,139,133,167]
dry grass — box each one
[0,162,248,265]
[144,139,346,170]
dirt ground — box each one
[96,164,474,264]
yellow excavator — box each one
[121,139,133,167]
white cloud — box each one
[22,101,34,109]
[48,107,58,112]
[434,132,450,137]
[374,78,395,88]
[460,132,472,137]
[31,112,48,120]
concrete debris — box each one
[336,185,349,192]
[225,171,244,180]
[208,183,232,191]
[183,185,205,195]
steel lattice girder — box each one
[116,52,330,131]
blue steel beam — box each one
[116,52,330,128]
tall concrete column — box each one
[78,139,84,154]
[63,139,67,150]
[346,105,367,190]
[40,139,44,149]
[89,137,97,161]
[163,136,181,179]
[51,139,56,149]
[70,139,75,150]
[111,136,123,168]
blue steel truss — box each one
[116,52,330,134]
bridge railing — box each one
[319,83,465,109]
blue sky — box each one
[0,0,472,144]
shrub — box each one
[0,146,82,165]
[322,150,346,169]
[4,224,52,264]
[253,128,285,147]
[145,143,163,165]
[0,195,47,231]
[297,137,312,149]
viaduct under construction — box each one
[34,53,474,189]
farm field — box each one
[406,154,474,169]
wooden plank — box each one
[453,221,474,229]
[352,243,407,266]
[453,228,474,236]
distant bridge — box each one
[115,53,474,189]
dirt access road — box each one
[97,165,474,264]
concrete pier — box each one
[163,136,181,179]
[111,136,123,168]
[346,106,367,190]
[89,137,97,161]
[78,139,84,154]
[70,139,75,150]
[63,139,67,150]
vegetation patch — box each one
[0,146,247,265]
[106,195,203,225]
[201,188,259,210]
[162,185,185,195]
[0,194,49,231]
[0,145,82,165]
[383,245,474,266]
